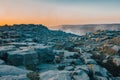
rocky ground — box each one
[0,24,120,80]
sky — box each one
[0,0,120,28]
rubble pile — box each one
[0,24,120,80]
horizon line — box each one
[1,22,120,27]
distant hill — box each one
[59,24,120,35]
[0,24,78,44]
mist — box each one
[59,24,120,35]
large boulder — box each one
[40,70,90,80]
[7,49,39,66]
[35,45,55,63]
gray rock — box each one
[7,49,39,66]
[0,75,29,80]
[84,59,97,65]
[62,59,83,66]
[35,45,54,63]
[65,66,74,71]
[25,38,33,42]
[54,50,64,62]
[74,47,85,53]
[0,65,29,76]
[8,42,37,47]
[81,52,93,59]
[64,51,78,58]
[111,77,120,80]
[40,70,71,80]
[90,65,109,77]
[74,70,90,80]
[53,50,64,55]
[40,70,90,80]
[0,59,5,65]
[94,76,109,80]
[75,65,90,72]
[0,45,16,61]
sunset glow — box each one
[0,0,120,28]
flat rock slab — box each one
[0,75,29,80]
[0,65,29,76]
[40,70,90,80]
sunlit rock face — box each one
[59,24,120,35]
